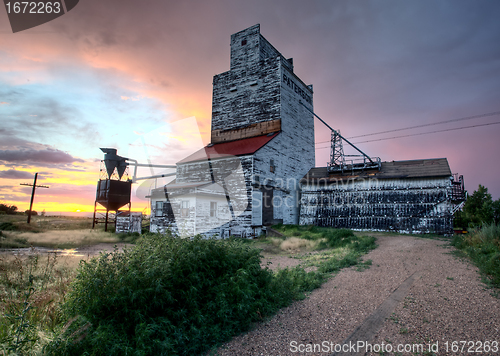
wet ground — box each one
[0,243,132,258]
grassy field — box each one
[0,214,94,232]
[0,214,131,249]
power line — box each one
[348,110,500,139]
[315,121,500,149]
[315,110,500,145]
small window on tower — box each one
[181,201,189,218]
[270,159,275,173]
[155,201,164,217]
[210,202,217,218]
[241,39,247,46]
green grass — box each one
[271,224,357,249]
[271,224,377,273]
[452,223,500,289]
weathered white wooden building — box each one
[299,159,465,235]
[150,24,315,237]
[149,24,465,237]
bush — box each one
[116,231,141,243]
[49,232,320,355]
[322,228,355,248]
[318,251,359,273]
[0,222,18,231]
[452,223,500,288]
[272,266,324,302]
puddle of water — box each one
[54,249,85,257]
[0,247,85,257]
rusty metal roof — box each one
[177,132,280,164]
[302,158,452,183]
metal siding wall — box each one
[299,177,454,234]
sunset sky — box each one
[1,0,500,215]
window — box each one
[270,159,275,173]
[181,200,189,218]
[155,201,164,217]
[241,39,247,46]
[210,202,217,217]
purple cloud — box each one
[0,169,34,179]
[0,148,84,165]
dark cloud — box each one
[0,169,34,179]
[0,148,84,165]
[0,130,88,168]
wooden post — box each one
[20,173,49,224]
[27,173,38,224]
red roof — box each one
[178,132,279,164]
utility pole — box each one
[20,173,49,224]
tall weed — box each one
[452,223,500,288]
[0,250,72,354]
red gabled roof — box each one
[177,132,280,164]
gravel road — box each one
[215,234,500,356]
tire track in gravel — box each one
[331,270,423,356]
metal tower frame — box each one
[300,101,381,174]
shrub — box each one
[271,224,357,249]
[49,232,320,355]
[0,222,18,231]
[322,228,355,248]
[452,223,500,288]
[272,266,324,302]
[318,251,360,273]
[116,231,141,243]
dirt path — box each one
[216,234,500,355]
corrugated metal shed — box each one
[302,158,452,183]
[178,132,280,164]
